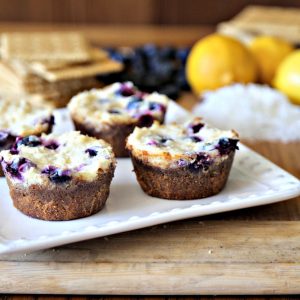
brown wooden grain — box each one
[1,0,300,26]
[2,297,300,300]
[1,221,300,295]
[0,23,212,47]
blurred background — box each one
[0,0,299,25]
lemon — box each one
[274,50,300,105]
[249,36,294,85]
[186,34,257,94]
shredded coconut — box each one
[193,84,300,142]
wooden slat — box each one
[0,23,212,47]
[1,221,299,294]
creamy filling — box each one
[0,98,53,137]
[126,118,239,169]
[68,82,169,126]
[0,131,115,186]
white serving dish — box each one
[0,101,299,254]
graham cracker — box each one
[217,5,300,44]
[1,32,91,62]
[30,47,109,71]
[22,76,99,94]
[31,79,103,108]
[31,59,123,82]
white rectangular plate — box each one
[0,101,300,255]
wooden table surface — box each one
[0,23,299,298]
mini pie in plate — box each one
[0,131,116,221]
[68,82,169,157]
[126,118,239,200]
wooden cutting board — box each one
[0,24,299,296]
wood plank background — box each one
[1,0,300,25]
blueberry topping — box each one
[49,115,55,125]
[149,102,166,113]
[159,137,168,143]
[42,166,72,184]
[190,136,202,143]
[189,122,204,134]
[9,146,19,155]
[108,109,121,114]
[17,135,41,148]
[158,136,173,144]
[5,157,36,179]
[119,84,135,97]
[146,139,159,146]
[177,159,188,167]
[138,114,154,127]
[41,166,56,174]
[188,154,212,173]
[5,160,22,178]
[0,131,9,147]
[126,97,143,110]
[42,115,55,126]
[147,136,172,146]
[217,138,239,155]
[44,140,59,150]
[85,148,98,157]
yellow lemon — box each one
[274,50,300,105]
[249,36,294,84]
[186,34,257,94]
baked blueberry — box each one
[17,135,42,148]
[108,109,121,114]
[138,114,154,127]
[119,83,135,97]
[85,148,98,157]
[190,136,202,143]
[42,166,72,184]
[42,115,55,126]
[188,154,212,172]
[189,122,204,134]
[126,97,143,110]
[149,102,167,113]
[4,157,35,180]
[217,138,239,155]
[43,140,59,150]
[0,131,9,146]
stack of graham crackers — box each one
[218,5,300,45]
[0,32,123,107]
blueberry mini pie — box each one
[0,131,116,220]
[0,99,54,176]
[126,118,239,200]
[68,82,169,157]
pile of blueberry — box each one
[98,44,191,100]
